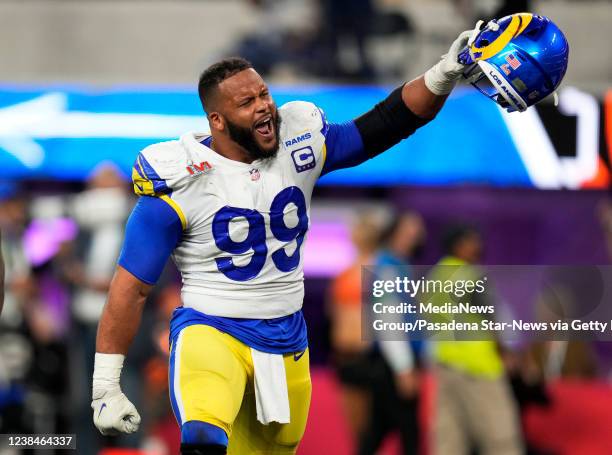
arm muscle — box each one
[96,266,152,354]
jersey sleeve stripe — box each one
[134,160,146,180]
[321,142,327,171]
[138,154,171,194]
[318,107,329,137]
[159,194,187,230]
[132,165,155,196]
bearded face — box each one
[210,68,283,161]
[226,110,282,161]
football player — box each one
[91,28,475,454]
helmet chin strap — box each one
[552,91,559,107]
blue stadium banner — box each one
[0,84,608,188]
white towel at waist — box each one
[250,348,290,425]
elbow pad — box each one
[354,85,430,159]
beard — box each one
[226,114,282,161]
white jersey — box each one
[133,101,327,318]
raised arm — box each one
[92,195,183,435]
[321,29,473,176]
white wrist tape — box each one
[93,353,125,392]
[424,29,475,96]
[424,63,458,96]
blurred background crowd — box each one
[1,0,612,454]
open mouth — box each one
[254,115,274,140]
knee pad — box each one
[180,443,227,455]
[181,421,228,453]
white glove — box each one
[91,353,141,435]
[424,23,482,95]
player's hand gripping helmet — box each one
[458,13,569,112]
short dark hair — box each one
[442,224,479,255]
[198,57,253,113]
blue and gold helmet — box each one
[459,13,569,112]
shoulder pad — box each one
[131,140,185,196]
[279,101,328,137]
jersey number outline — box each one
[212,186,308,281]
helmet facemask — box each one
[463,60,529,113]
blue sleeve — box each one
[118,196,183,285]
[321,120,368,176]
